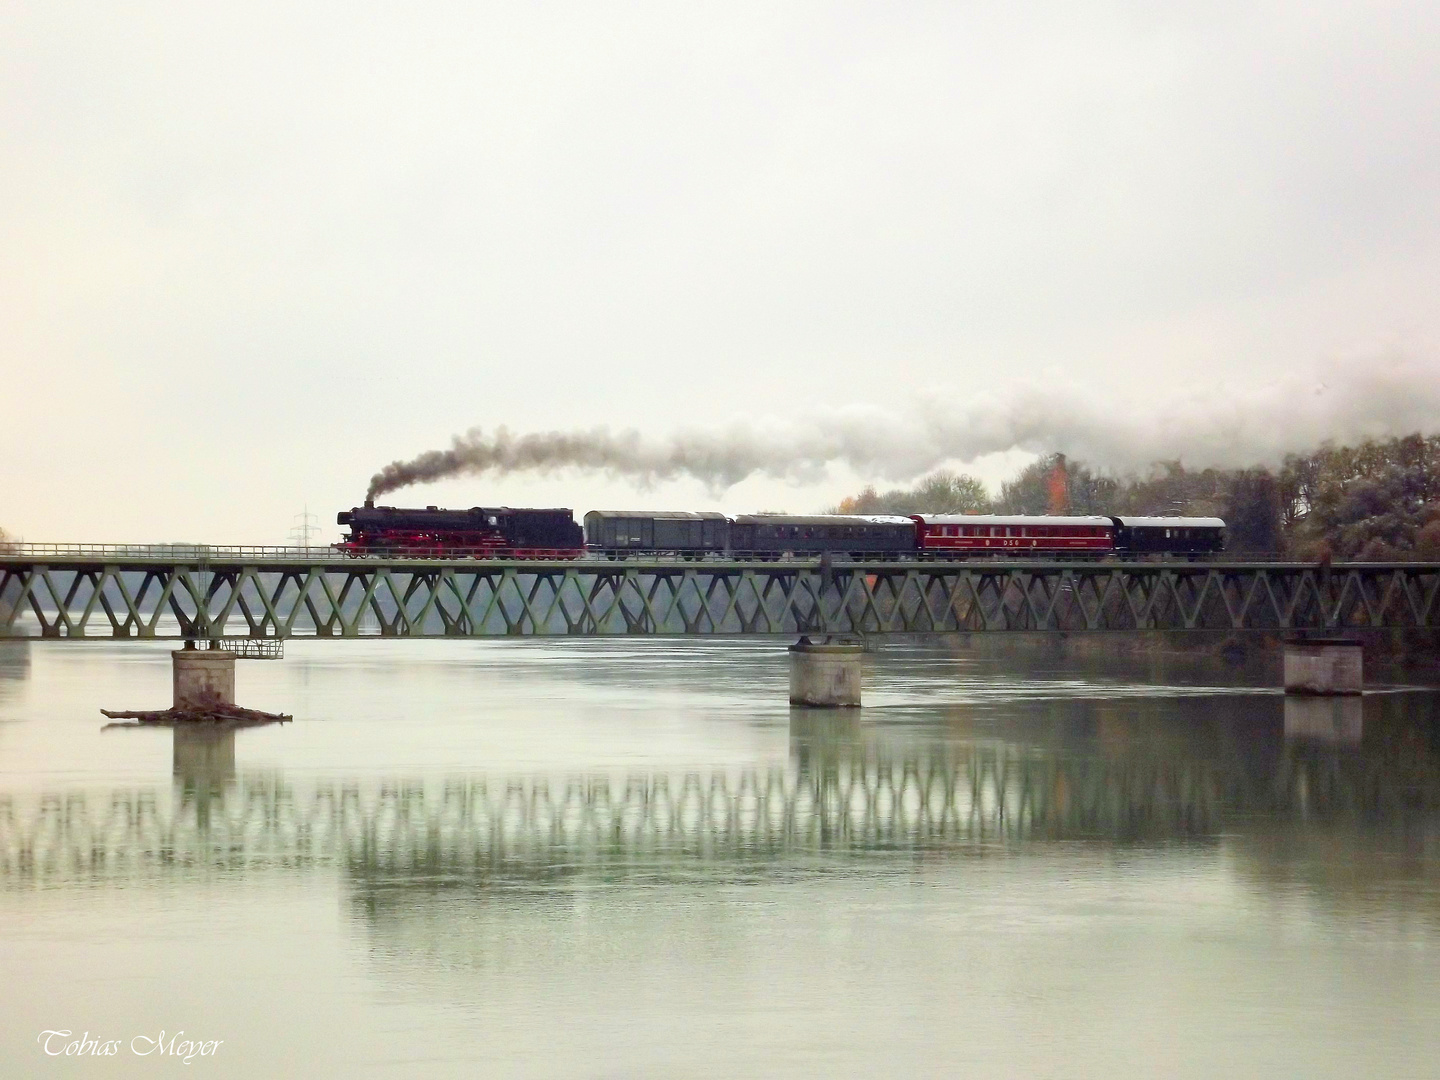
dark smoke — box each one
[367,355,1440,499]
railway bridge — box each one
[3,546,1436,640]
[4,546,1436,704]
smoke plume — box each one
[367,354,1440,500]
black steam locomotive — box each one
[336,502,584,557]
[337,502,1225,559]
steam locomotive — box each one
[336,503,585,558]
[337,502,1225,559]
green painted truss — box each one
[2,555,1437,638]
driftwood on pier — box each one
[101,702,292,730]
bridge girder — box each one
[2,559,1437,638]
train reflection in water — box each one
[1,690,1437,896]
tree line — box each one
[830,432,1440,559]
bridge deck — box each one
[2,553,1437,638]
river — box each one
[1,637,1437,1077]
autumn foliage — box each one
[826,433,1440,559]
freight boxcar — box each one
[583,511,728,557]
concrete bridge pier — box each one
[172,642,235,708]
[1283,638,1362,695]
[789,638,862,707]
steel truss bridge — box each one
[3,742,1418,889]
[2,549,1438,638]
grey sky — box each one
[3,3,1438,541]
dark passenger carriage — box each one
[584,511,728,555]
[727,515,916,557]
[1109,516,1226,556]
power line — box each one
[288,505,321,546]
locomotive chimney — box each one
[364,498,375,509]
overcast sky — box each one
[3,2,1438,542]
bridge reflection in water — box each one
[3,692,1438,895]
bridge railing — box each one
[6,540,1430,567]
[0,543,351,562]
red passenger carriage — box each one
[912,515,1117,557]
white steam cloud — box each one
[368,354,1440,498]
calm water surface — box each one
[1,637,1438,1078]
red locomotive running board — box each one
[337,542,586,559]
